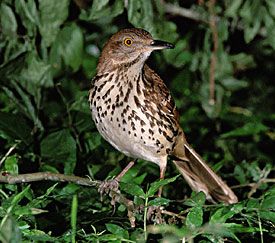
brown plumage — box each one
[89,28,238,204]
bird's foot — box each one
[98,179,120,202]
[147,205,165,224]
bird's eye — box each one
[124,38,133,46]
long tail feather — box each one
[172,143,238,204]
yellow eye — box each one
[124,38,133,46]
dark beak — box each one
[150,40,174,50]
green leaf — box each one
[15,0,39,37]
[147,175,179,197]
[70,195,78,243]
[259,188,275,222]
[210,204,243,223]
[221,122,268,138]
[261,189,275,209]
[120,182,145,198]
[148,197,170,207]
[11,186,30,206]
[20,229,57,242]
[127,0,154,32]
[0,3,17,37]
[163,39,192,68]
[220,78,248,91]
[41,129,76,174]
[222,222,260,233]
[85,132,102,151]
[4,155,18,175]
[266,0,275,18]
[184,192,206,207]
[105,223,129,239]
[200,83,225,118]
[0,112,32,144]
[19,51,53,94]
[80,0,124,20]
[39,0,70,47]
[0,216,22,243]
[3,82,43,131]
[225,0,243,18]
[186,206,203,228]
[50,23,84,73]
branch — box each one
[164,3,207,23]
[208,0,218,105]
[0,172,136,227]
[164,2,214,24]
[163,2,267,37]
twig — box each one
[0,172,98,186]
[163,2,266,37]
[164,3,207,23]
[161,209,185,220]
[0,142,19,167]
[208,0,218,105]
[247,168,272,198]
[56,84,83,152]
[231,178,275,191]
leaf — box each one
[0,111,32,144]
[20,229,57,242]
[0,3,17,37]
[225,0,243,18]
[80,0,124,21]
[210,204,243,223]
[259,188,275,222]
[148,198,170,207]
[41,129,76,174]
[120,182,145,198]
[85,132,102,151]
[163,39,192,68]
[105,223,129,239]
[15,0,39,37]
[127,0,154,32]
[11,186,30,206]
[220,78,248,91]
[3,82,44,131]
[0,216,22,243]
[184,192,206,207]
[261,188,275,209]
[4,155,18,175]
[19,51,53,94]
[186,206,203,228]
[266,0,275,18]
[222,223,260,233]
[200,83,225,118]
[50,23,84,73]
[38,0,70,47]
[147,175,179,197]
[221,122,268,138]
[70,195,78,243]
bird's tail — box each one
[172,143,238,204]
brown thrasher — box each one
[89,28,238,204]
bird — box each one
[89,28,238,204]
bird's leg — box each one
[115,160,135,181]
[99,160,135,200]
[157,165,166,197]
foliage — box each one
[0,0,274,242]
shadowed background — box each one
[0,0,274,242]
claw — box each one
[98,179,120,202]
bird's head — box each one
[97,28,174,72]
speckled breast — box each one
[89,71,178,164]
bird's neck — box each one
[97,52,151,76]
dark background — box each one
[0,0,274,242]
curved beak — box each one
[150,40,174,50]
